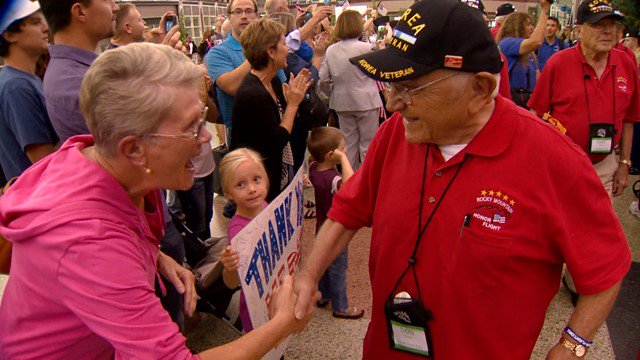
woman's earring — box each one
[140,162,152,175]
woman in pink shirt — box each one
[0,42,309,359]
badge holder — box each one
[384,291,434,357]
[589,123,614,154]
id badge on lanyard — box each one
[384,291,434,357]
[589,123,614,154]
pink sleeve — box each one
[57,225,197,360]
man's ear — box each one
[71,2,88,24]
[468,72,497,114]
[125,23,133,34]
[117,135,147,166]
[2,31,17,45]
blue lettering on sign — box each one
[284,193,294,239]
[244,179,304,299]
[268,220,281,267]
[274,203,288,250]
[295,182,304,227]
[245,239,266,297]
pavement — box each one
[1,173,638,360]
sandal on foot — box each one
[304,208,316,219]
[333,306,364,320]
[304,200,315,208]
[316,299,330,308]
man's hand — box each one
[540,0,552,10]
[270,276,313,336]
[612,164,628,196]
[312,5,332,23]
[292,270,321,320]
[157,252,198,317]
[546,341,577,359]
[162,25,185,53]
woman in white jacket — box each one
[319,10,382,169]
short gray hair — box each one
[80,43,203,156]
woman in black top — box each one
[230,18,312,201]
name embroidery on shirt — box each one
[471,189,516,231]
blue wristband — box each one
[564,325,593,347]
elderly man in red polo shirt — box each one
[529,0,640,198]
[292,0,630,359]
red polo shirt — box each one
[528,43,640,162]
[328,96,630,359]
[499,51,511,99]
[616,42,639,69]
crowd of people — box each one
[0,0,638,358]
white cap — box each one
[0,0,41,34]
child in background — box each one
[219,148,270,332]
[307,127,364,319]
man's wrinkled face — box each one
[385,70,472,145]
[579,17,616,53]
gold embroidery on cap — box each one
[380,67,415,80]
[358,59,378,75]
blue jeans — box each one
[177,173,214,240]
[318,250,348,312]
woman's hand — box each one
[314,32,330,58]
[283,69,313,107]
[157,252,198,317]
[269,275,313,334]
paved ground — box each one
[1,176,638,359]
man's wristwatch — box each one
[620,159,632,167]
[561,338,588,357]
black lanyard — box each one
[582,63,617,125]
[389,145,468,300]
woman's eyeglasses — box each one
[147,107,209,141]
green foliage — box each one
[614,0,640,32]
[178,8,188,46]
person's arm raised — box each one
[280,69,313,133]
[519,0,551,54]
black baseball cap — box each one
[576,0,622,24]
[496,3,515,16]
[461,0,485,14]
[349,0,502,83]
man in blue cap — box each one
[0,0,59,181]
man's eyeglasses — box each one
[147,107,209,141]
[389,73,459,105]
[230,8,256,15]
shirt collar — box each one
[225,35,243,50]
[48,44,98,67]
[461,95,517,158]
[572,41,613,66]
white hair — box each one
[79,42,203,156]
